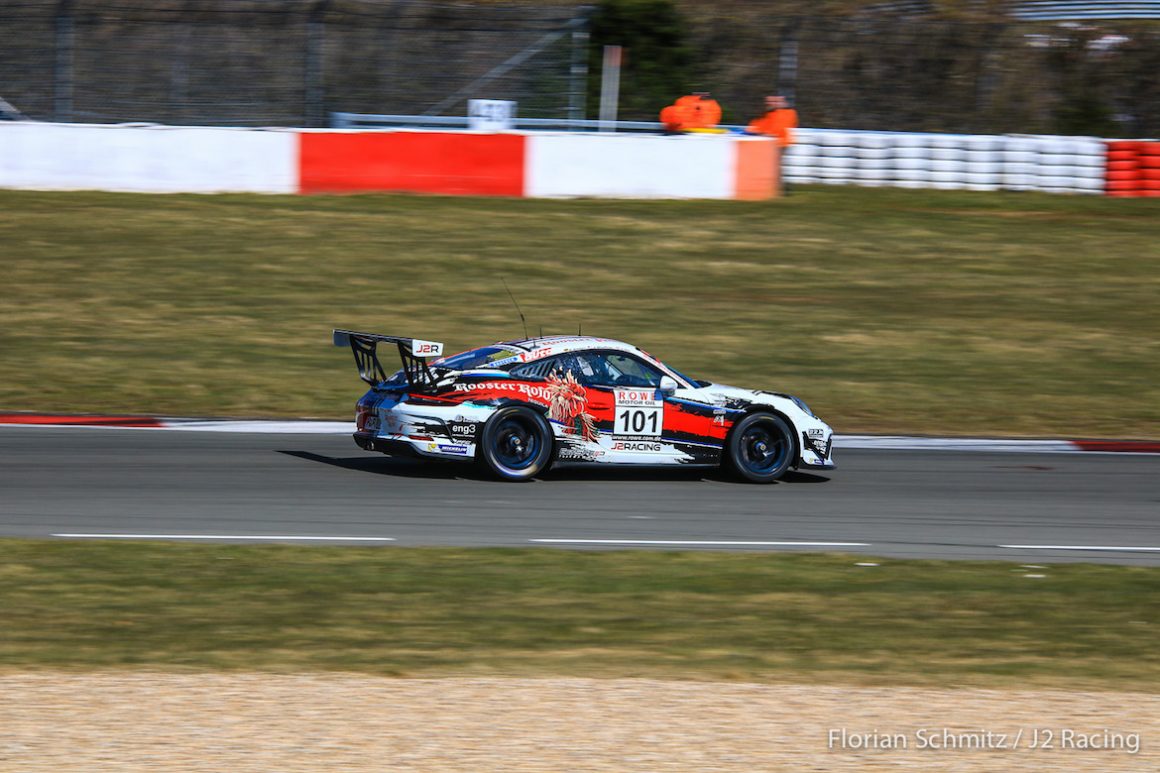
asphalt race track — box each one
[1,426,1158,565]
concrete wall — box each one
[0,123,297,193]
[0,123,775,200]
[525,133,774,200]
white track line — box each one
[999,544,1160,553]
[838,435,1078,453]
[530,539,869,547]
[164,421,353,434]
[52,533,395,542]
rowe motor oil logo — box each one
[614,389,658,407]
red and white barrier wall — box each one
[0,123,775,200]
[0,122,1155,198]
[300,130,774,199]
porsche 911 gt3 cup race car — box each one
[334,330,835,482]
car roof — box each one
[498,335,648,358]
[475,335,693,387]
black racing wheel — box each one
[478,406,554,481]
[725,412,795,483]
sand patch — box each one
[1,673,1156,771]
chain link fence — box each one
[0,0,587,127]
[1,0,1157,136]
[681,7,1160,137]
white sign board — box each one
[467,99,516,132]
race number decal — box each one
[614,389,662,438]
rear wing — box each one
[333,329,445,389]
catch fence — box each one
[0,0,588,127]
[0,1,1157,136]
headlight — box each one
[790,395,814,417]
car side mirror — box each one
[659,376,678,397]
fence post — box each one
[568,7,592,126]
[974,23,1005,130]
[54,0,75,122]
[776,19,800,106]
[598,45,621,132]
[305,0,331,128]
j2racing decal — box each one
[612,441,663,453]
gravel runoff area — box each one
[2,673,1156,771]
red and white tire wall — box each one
[1105,140,1160,198]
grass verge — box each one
[1,187,1157,437]
[2,540,1158,689]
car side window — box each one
[510,357,554,380]
[579,352,664,388]
[512,351,664,388]
[608,353,665,387]
[511,354,577,381]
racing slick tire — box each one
[725,412,795,483]
[478,406,554,481]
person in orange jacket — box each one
[747,94,797,147]
[660,92,722,133]
[747,94,798,194]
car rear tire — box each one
[725,412,795,483]
[478,406,554,481]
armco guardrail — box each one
[784,129,1107,195]
[330,112,666,134]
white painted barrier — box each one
[0,123,297,193]
[526,133,734,199]
[784,129,1106,194]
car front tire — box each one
[725,412,795,483]
[478,406,554,481]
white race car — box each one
[334,330,835,482]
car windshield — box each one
[432,345,518,371]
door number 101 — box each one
[616,408,661,436]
